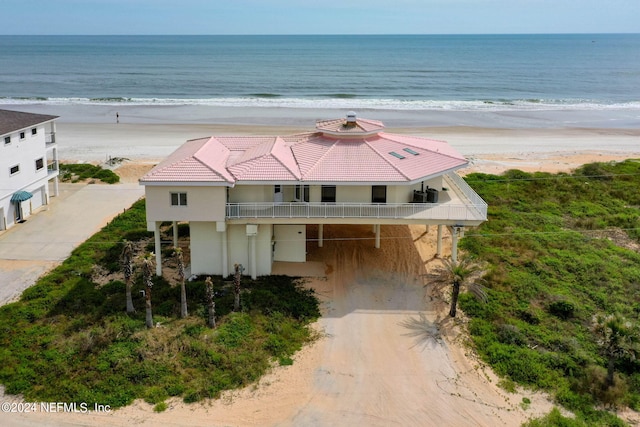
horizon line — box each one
[1,32,639,37]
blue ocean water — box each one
[0,34,639,111]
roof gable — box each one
[140,138,233,184]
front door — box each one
[274,185,283,203]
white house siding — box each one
[0,122,54,229]
[273,224,306,262]
[144,186,226,223]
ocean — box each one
[1,34,639,127]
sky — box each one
[2,0,639,35]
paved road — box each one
[0,182,144,305]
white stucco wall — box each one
[228,185,273,203]
[226,223,272,276]
[190,222,273,277]
[145,186,226,222]
[189,222,222,276]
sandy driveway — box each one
[1,225,555,427]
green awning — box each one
[11,190,33,202]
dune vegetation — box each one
[0,200,320,411]
[461,160,640,426]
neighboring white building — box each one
[0,109,60,230]
[140,114,488,278]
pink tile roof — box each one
[140,116,468,185]
[140,138,233,183]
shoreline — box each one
[2,103,640,129]
[49,122,640,175]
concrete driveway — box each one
[0,182,144,305]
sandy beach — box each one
[1,110,640,427]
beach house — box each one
[140,113,487,277]
[0,109,60,231]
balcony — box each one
[45,132,56,146]
[47,161,59,177]
[225,173,487,224]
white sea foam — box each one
[2,96,639,112]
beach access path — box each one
[0,182,144,306]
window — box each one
[35,158,44,171]
[4,136,10,145]
[10,164,20,175]
[31,128,37,136]
[170,192,187,206]
[372,185,387,203]
[19,132,25,140]
[321,186,336,203]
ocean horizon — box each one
[1,34,639,127]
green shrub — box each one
[59,163,120,184]
[153,402,168,412]
[548,300,575,320]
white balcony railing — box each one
[225,173,487,222]
[226,201,486,222]
[442,173,488,219]
[45,132,56,145]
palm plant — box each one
[142,254,155,328]
[233,263,243,312]
[121,240,135,313]
[440,256,488,318]
[205,276,216,328]
[175,247,187,318]
[592,313,639,388]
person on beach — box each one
[116,112,119,124]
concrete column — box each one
[318,224,323,248]
[436,224,443,258]
[172,221,178,248]
[154,221,162,276]
[451,226,461,263]
[53,147,59,197]
[220,229,228,277]
[250,235,257,280]
[374,224,381,249]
